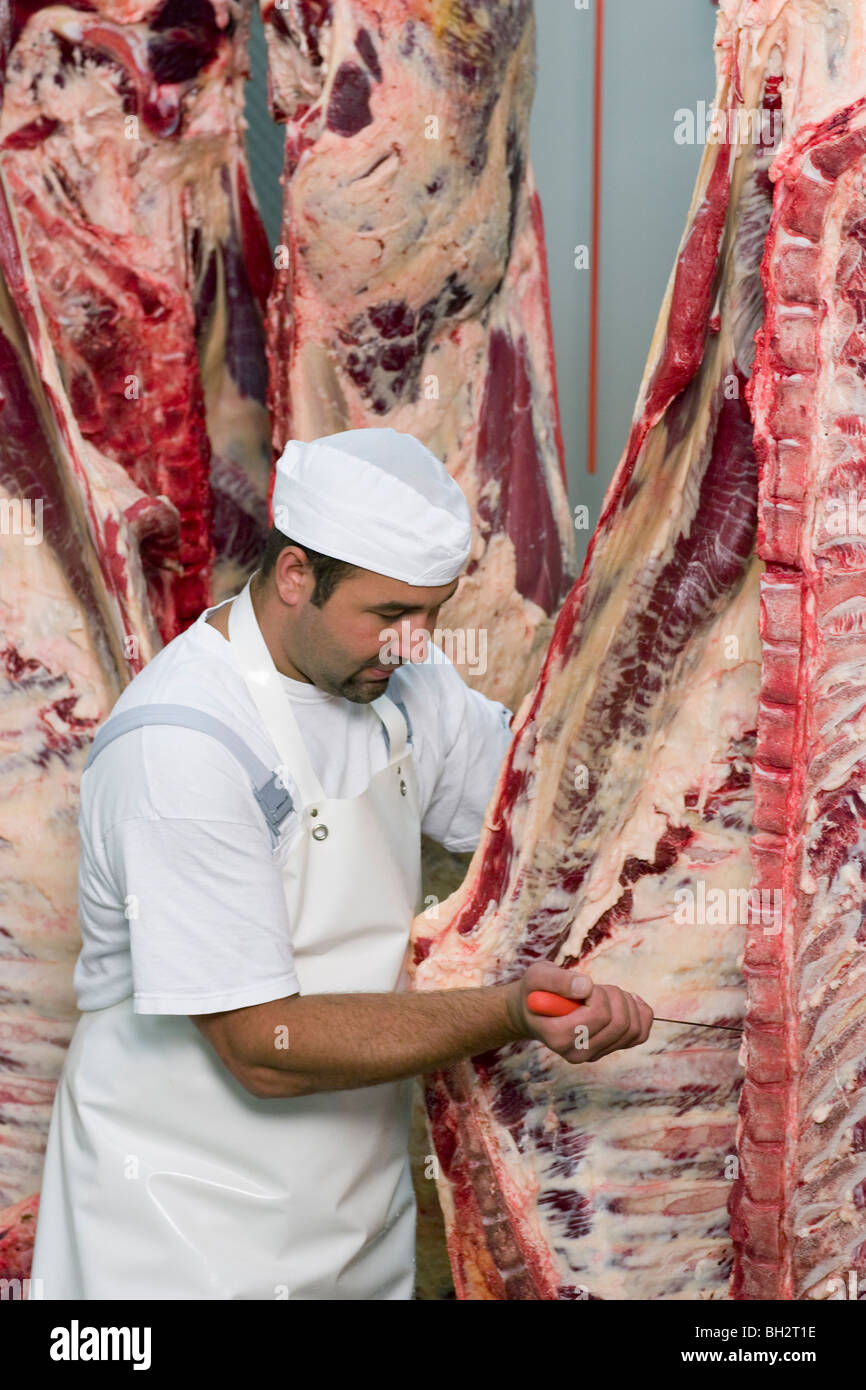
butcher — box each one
[31,427,653,1300]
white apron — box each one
[31,576,423,1299]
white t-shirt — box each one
[74,594,514,1016]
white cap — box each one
[271,428,472,586]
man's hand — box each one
[506,962,653,1064]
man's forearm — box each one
[236,986,524,1098]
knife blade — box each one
[526,990,743,1033]
[653,1016,743,1033]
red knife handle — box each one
[526,990,585,1017]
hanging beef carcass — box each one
[0,0,272,1282]
[0,177,163,1280]
[728,0,866,1303]
[0,0,274,630]
[411,0,866,1301]
[259,0,576,710]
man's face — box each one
[278,563,460,702]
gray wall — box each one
[244,9,284,247]
[244,1,718,568]
[530,0,717,564]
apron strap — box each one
[371,694,409,762]
[83,703,293,847]
[228,577,326,806]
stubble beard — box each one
[336,673,390,703]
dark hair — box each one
[258,526,358,608]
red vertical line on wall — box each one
[587,0,604,475]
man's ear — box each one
[274,546,313,606]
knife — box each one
[526,990,744,1033]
